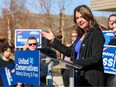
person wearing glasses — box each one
[61,31,78,87]
[71,31,78,44]
[23,37,47,86]
[23,36,57,86]
[23,37,38,51]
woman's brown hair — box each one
[73,5,97,34]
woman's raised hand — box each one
[41,29,55,40]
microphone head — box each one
[56,35,62,39]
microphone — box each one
[56,35,62,39]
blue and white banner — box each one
[102,45,116,74]
[15,29,42,48]
[0,64,15,87]
[102,31,114,45]
[14,50,40,85]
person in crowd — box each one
[108,14,116,30]
[102,14,116,45]
[105,19,116,87]
[0,43,14,86]
[41,4,105,87]
[23,37,47,86]
[23,36,56,86]
[61,31,78,87]
[109,21,116,45]
[71,31,78,44]
[23,37,38,51]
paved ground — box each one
[53,76,64,87]
[52,62,67,87]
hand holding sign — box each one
[23,43,29,50]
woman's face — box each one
[76,12,89,31]
[3,48,12,58]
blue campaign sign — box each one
[15,29,42,48]
[0,64,15,87]
[14,50,40,85]
[102,31,114,45]
[102,45,116,74]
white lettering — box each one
[15,64,38,72]
[30,31,39,35]
[5,68,12,86]
[103,58,114,67]
[103,52,114,57]
[17,38,27,44]
[18,58,29,65]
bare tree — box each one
[1,0,29,45]
[39,0,56,34]
[0,0,75,46]
[3,0,11,45]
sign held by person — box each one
[15,29,42,48]
[0,64,15,87]
[103,45,116,74]
[14,50,40,85]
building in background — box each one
[90,0,116,11]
